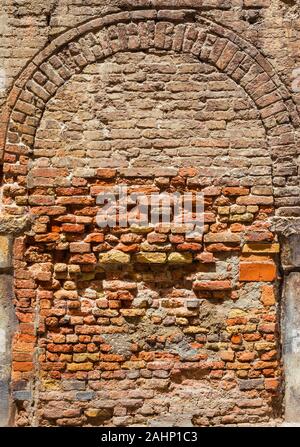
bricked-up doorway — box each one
[0,9,299,426]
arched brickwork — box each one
[1,9,299,215]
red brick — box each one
[69,254,97,264]
[179,167,198,177]
[193,280,232,291]
[61,224,85,233]
[231,335,243,345]
[236,196,274,206]
[222,187,249,196]
[84,233,104,243]
[69,242,91,253]
[147,232,168,244]
[35,233,60,242]
[12,362,34,372]
[96,168,117,179]
[31,206,66,216]
[240,262,277,281]
[177,242,202,251]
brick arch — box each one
[0,9,297,427]
[1,9,299,214]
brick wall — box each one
[1,0,300,427]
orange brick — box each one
[12,361,34,372]
[265,378,280,391]
[84,233,104,243]
[193,280,232,290]
[231,334,242,344]
[237,351,256,362]
[96,168,116,179]
[13,353,33,362]
[222,187,249,196]
[179,167,198,177]
[230,223,245,232]
[239,262,277,282]
[261,285,276,306]
[220,351,235,362]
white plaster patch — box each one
[292,329,300,353]
[0,235,10,268]
[292,68,300,93]
[97,62,121,81]
[0,328,6,354]
[0,68,6,92]
[0,14,8,36]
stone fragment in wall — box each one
[0,214,31,235]
[73,353,99,363]
[98,250,130,264]
[130,225,154,234]
[218,206,230,215]
[54,263,67,273]
[232,207,258,221]
[254,341,276,351]
[168,252,193,264]
[68,264,81,274]
[133,252,167,263]
[186,299,200,308]
[122,360,146,369]
[229,213,254,223]
[140,241,172,252]
[226,324,257,334]
[67,362,93,371]
[183,326,209,334]
[84,409,104,418]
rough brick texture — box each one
[1,0,300,427]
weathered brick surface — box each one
[1,0,299,427]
